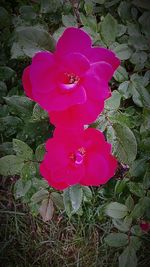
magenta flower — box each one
[40,128,117,190]
[22,27,120,127]
[140,221,150,232]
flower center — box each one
[64,73,79,84]
[70,147,86,166]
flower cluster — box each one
[22,27,120,190]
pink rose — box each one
[40,127,117,190]
[22,27,120,127]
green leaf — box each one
[114,66,128,82]
[105,90,121,110]
[11,42,25,59]
[129,236,141,251]
[69,184,83,214]
[0,66,15,81]
[125,195,134,211]
[128,182,145,197]
[63,188,72,217]
[112,218,131,232]
[113,44,132,60]
[115,179,129,194]
[84,2,93,15]
[119,246,137,267]
[51,192,64,210]
[118,81,132,99]
[82,186,92,201]
[4,96,34,120]
[117,24,127,37]
[0,155,24,176]
[31,103,48,121]
[105,202,128,219]
[0,116,22,137]
[105,233,128,247]
[31,189,49,204]
[130,74,150,108]
[32,177,49,190]
[13,139,33,160]
[129,159,147,177]
[131,203,145,219]
[118,2,131,20]
[133,0,150,10]
[39,198,54,222]
[13,25,55,58]
[100,13,118,46]
[0,142,13,157]
[35,144,46,162]
[0,81,7,103]
[143,166,150,189]
[131,225,142,236]
[21,162,37,180]
[110,123,137,164]
[14,179,32,199]
[19,5,36,21]
[130,51,147,70]
[0,7,10,29]
[40,0,62,13]
[62,14,77,27]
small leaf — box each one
[130,74,150,108]
[113,44,132,60]
[69,184,83,214]
[51,192,64,210]
[125,195,134,211]
[31,189,49,204]
[143,166,150,189]
[128,182,145,197]
[19,5,36,21]
[21,162,37,180]
[100,13,118,46]
[62,14,77,27]
[111,123,137,164]
[0,67,15,81]
[105,233,128,247]
[4,96,34,120]
[39,198,54,222]
[0,7,10,29]
[118,81,132,99]
[132,0,150,10]
[32,103,48,121]
[119,246,137,267]
[131,225,142,236]
[105,202,128,219]
[131,203,145,219]
[114,66,128,82]
[63,188,72,217]
[129,236,141,251]
[105,90,121,110]
[0,155,24,176]
[13,139,33,160]
[82,186,92,201]
[35,144,46,162]
[112,218,131,232]
[14,179,32,199]
[12,25,55,58]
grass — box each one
[1,178,150,267]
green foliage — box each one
[105,233,128,247]
[105,202,128,219]
[119,246,137,267]
[1,0,150,266]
